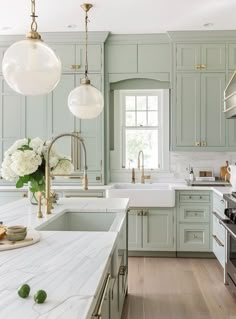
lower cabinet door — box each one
[178,223,210,251]
[128,210,142,250]
[142,208,175,251]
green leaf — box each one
[16,178,24,188]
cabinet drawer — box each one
[212,211,225,243]
[178,224,210,251]
[179,193,210,203]
[213,193,225,217]
[179,205,210,223]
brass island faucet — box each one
[45,133,88,214]
[137,150,151,184]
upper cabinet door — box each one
[51,44,76,73]
[228,44,236,70]
[175,73,201,147]
[51,44,102,73]
[200,73,226,147]
[176,44,201,71]
[107,45,138,73]
[76,44,102,73]
[25,95,49,140]
[138,44,171,73]
[201,44,226,71]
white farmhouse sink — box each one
[106,183,175,207]
[37,211,117,232]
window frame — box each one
[119,89,169,171]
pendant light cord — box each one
[30,0,38,32]
[85,10,89,79]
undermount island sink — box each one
[36,211,117,232]
[106,183,175,207]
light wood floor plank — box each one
[122,257,236,319]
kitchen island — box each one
[0,198,129,319]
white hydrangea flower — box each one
[52,158,74,175]
[29,137,44,154]
[1,156,17,181]
[10,150,42,176]
[5,138,28,156]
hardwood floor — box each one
[122,257,236,319]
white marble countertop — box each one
[0,198,129,319]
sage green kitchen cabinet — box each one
[128,208,176,252]
[52,44,102,73]
[107,44,138,73]
[0,76,25,164]
[228,44,236,70]
[138,44,171,73]
[176,191,212,252]
[212,193,225,267]
[142,208,175,251]
[128,209,142,250]
[175,72,226,149]
[176,43,226,71]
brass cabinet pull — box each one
[195,64,201,70]
[201,64,207,69]
[119,265,127,276]
[92,273,111,319]
[212,234,224,247]
[71,64,80,70]
[137,210,143,216]
[195,141,201,146]
[143,210,149,216]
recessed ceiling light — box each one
[203,23,214,28]
[67,24,77,29]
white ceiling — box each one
[1,0,236,35]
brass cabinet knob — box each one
[201,64,207,70]
[71,64,80,70]
[195,141,201,146]
[195,64,201,70]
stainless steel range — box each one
[221,194,236,295]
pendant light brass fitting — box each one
[80,3,93,12]
[26,30,42,40]
[26,0,42,40]
[80,78,91,85]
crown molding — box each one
[0,31,109,46]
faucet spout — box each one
[45,133,88,214]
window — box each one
[120,89,169,170]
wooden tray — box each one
[0,228,40,251]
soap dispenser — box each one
[189,167,194,181]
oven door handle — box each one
[219,220,236,240]
[212,210,224,221]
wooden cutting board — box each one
[0,228,40,251]
[220,161,229,180]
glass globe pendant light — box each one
[68,3,104,119]
[2,0,61,96]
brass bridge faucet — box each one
[45,133,88,214]
[137,150,151,184]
